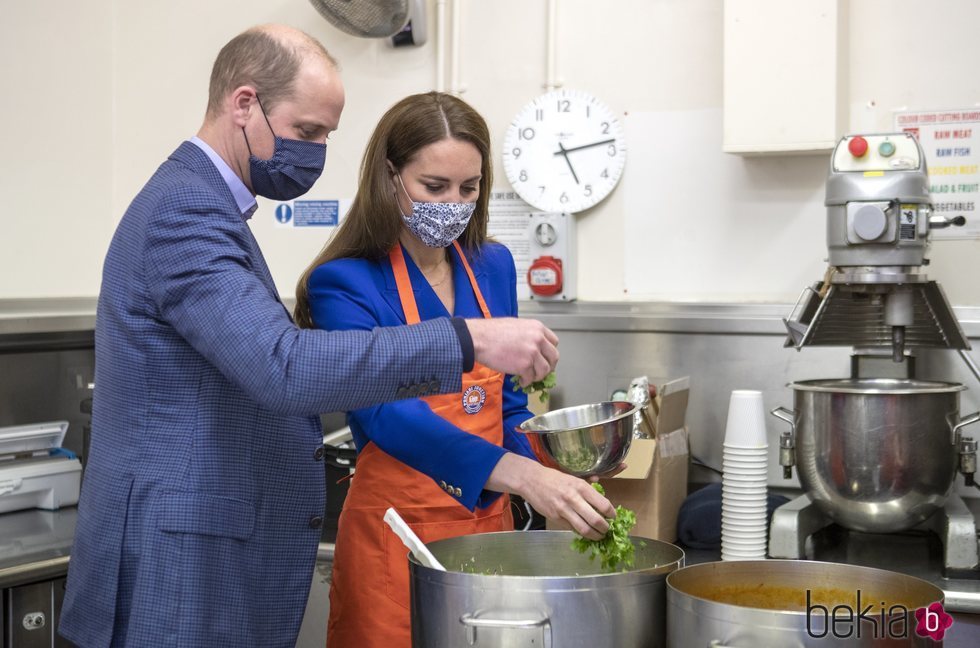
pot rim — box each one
[408,530,685,581]
[788,377,966,395]
[665,559,944,616]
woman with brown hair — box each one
[295,91,614,647]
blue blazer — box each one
[60,142,467,648]
[308,242,536,511]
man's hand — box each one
[485,454,615,540]
[466,318,559,386]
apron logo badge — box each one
[462,385,487,414]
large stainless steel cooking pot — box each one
[408,530,684,647]
[773,378,980,533]
[667,560,946,647]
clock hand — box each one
[556,141,580,185]
[552,138,616,156]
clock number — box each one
[607,144,617,157]
[538,186,546,195]
[557,99,570,113]
[584,185,593,197]
[586,105,591,118]
[600,168,609,179]
[512,147,522,158]
[519,170,528,182]
[601,121,610,135]
[560,192,569,204]
[535,109,543,121]
[518,127,535,140]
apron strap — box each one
[452,241,492,320]
[389,243,422,325]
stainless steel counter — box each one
[5,298,980,645]
[0,508,76,588]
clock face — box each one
[502,89,627,213]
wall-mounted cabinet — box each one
[723,0,847,155]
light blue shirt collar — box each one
[190,136,258,220]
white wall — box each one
[3,0,980,304]
[0,1,114,298]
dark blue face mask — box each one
[243,94,326,201]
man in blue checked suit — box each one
[59,24,558,648]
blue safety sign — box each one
[293,200,339,227]
[275,204,293,224]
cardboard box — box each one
[548,377,690,542]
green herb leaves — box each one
[570,483,639,572]
[510,371,557,403]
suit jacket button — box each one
[397,386,408,398]
[454,487,462,497]
[429,380,440,393]
[309,516,323,529]
[439,480,447,490]
[314,447,325,461]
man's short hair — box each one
[206,27,336,118]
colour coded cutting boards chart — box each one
[895,108,980,239]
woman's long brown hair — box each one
[294,91,493,328]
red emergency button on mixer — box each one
[848,136,869,158]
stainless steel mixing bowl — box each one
[774,377,980,532]
[519,401,636,477]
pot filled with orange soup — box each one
[667,560,947,647]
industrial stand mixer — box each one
[770,132,980,612]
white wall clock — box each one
[502,89,627,213]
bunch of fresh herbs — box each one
[570,483,640,572]
[511,371,557,403]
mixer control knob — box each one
[852,204,888,240]
[848,135,869,157]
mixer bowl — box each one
[519,401,636,477]
[778,378,979,533]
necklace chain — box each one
[423,258,451,287]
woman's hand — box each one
[486,453,615,540]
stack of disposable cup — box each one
[721,390,769,561]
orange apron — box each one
[326,242,513,648]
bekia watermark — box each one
[914,602,954,642]
[806,590,953,641]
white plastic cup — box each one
[724,390,767,448]
[723,445,769,454]
[721,473,767,482]
[721,519,767,530]
[722,467,767,475]
[723,450,767,459]
[721,535,766,546]
[722,450,768,460]
[721,392,770,562]
[722,493,767,501]
[722,481,767,490]
[722,549,767,560]
[721,504,767,513]
[723,471,767,479]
